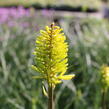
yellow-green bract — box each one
[101,65,109,89]
[32,23,75,87]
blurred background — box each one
[0,0,109,109]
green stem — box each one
[48,23,55,109]
[48,85,54,109]
[102,88,107,109]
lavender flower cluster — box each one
[0,6,54,29]
[0,6,30,24]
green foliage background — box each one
[0,0,101,9]
[0,13,109,108]
[0,0,109,108]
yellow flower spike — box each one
[100,65,109,109]
[32,23,75,88]
[101,65,109,89]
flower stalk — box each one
[102,88,107,109]
[100,65,109,109]
[48,84,54,109]
[32,23,75,109]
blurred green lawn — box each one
[0,11,109,108]
[0,1,109,108]
[0,0,101,8]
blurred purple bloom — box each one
[21,22,29,28]
[8,21,15,27]
[41,9,54,17]
[0,6,31,24]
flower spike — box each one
[32,23,75,88]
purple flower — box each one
[8,21,15,27]
[41,9,54,17]
[0,7,31,24]
[21,22,29,28]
